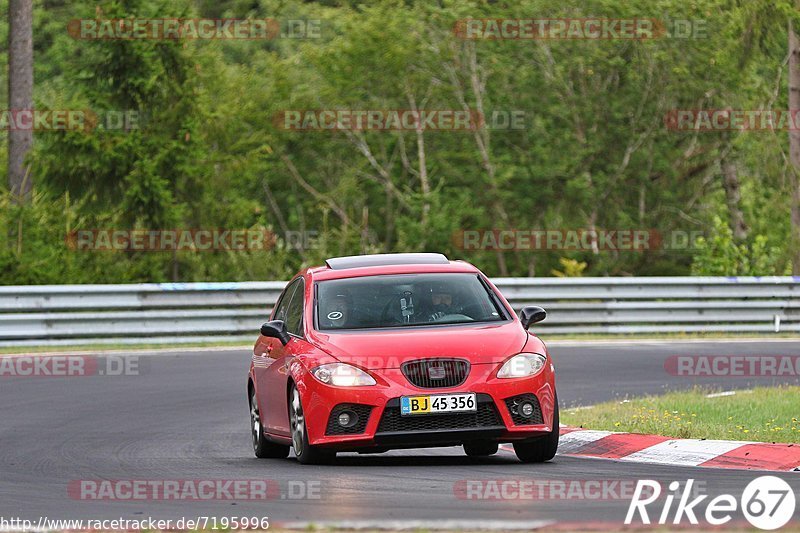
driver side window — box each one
[284,280,305,336]
[273,279,299,323]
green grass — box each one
[561,386,800,443]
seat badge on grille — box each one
[428,365,446,380]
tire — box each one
[513,395,559,464]
[289,385,336,465]
[250,387,290,459]
[463,441,499,457]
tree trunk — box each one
[720,157,749,240]
[8,0,34,203]
[790,19,800,274]
[406,93,431,228]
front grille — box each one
[504,393,544,425]
[377,394,503,433]
[325,403,373,435]
[401,358,469,389]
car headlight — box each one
[497,353,547,378]
[311,363,376,386]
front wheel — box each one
[289,385,335,465]
[513,396,559,463]
[250,388,289,459]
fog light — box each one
[338,412,352,427]
[520,402,534,418]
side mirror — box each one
[519,306,547,329]
[261,320,291,346]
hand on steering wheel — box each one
[429,311,446,322]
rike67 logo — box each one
[626,476,796,530]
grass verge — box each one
[561,385,800,443]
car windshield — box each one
[315,273,506,330]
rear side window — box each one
[284,279,305,336]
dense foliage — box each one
[1,0,798,283]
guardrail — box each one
[1,277,798,346]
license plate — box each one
[400,393,477,416]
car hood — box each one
[307,321,529,369]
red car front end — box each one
[248,253,559,464]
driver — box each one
[427,284,457,322]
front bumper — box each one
[298,361,556,450]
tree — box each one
[1,0,798,283]
[7,0,33,204]
[789,12,800,274]
[720,157,749,241]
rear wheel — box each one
[250,388,289,459]
[289,385,336,465]
[513,396,559,463]
[463,441,499,457]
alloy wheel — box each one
[290,387,305,457]
[250,390,261,451]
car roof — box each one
[306,253,480,281]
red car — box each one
[247,253,558,464]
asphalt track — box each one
[1,340,799,528]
